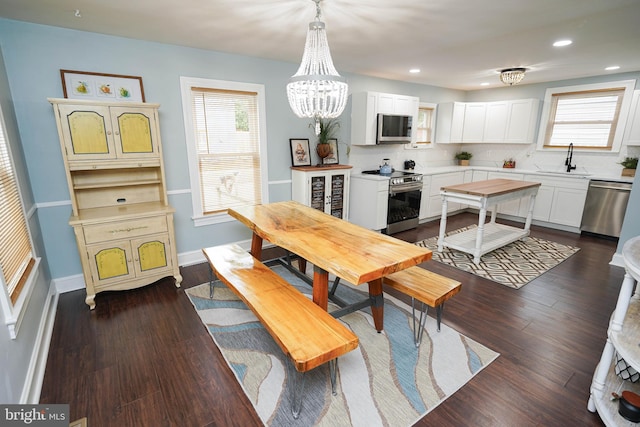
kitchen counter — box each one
[351,165,635,184]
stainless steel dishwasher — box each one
[580,179,632,238]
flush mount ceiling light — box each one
[286,0,348,135]
[499,67,527,86]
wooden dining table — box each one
[228,201,432,332]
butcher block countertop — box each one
[441,178,541,197]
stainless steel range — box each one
[362,170,423,234]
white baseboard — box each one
[610,252,625,268]
[22,282,58,403]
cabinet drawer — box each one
[83,216,168,244]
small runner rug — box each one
[415,225,580,289]
[186,264,498,426]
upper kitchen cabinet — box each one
[623,90,640,146]
[350,91,419,145]
[436,98,539,144]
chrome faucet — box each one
[565,143,576,172]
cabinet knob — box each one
[107,131,112,135]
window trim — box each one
[179,77,269,226]
[0,105,40,339]
[408,102,436,149]
[536,79,636,153]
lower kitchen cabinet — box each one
[350,175,389,231]
[524,174,588,227]
[487,171,524,216]
[291,165,352,219]
[424,172,465,219]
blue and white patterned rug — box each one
[186,265,498,426]
[416,226,580,289]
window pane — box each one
[191,87,263,214]
[545,89,623,149]
[0,115,34,302]
[416,107,433,144]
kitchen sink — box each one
[535,166,591,176]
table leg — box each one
[474,206,488,265]
[250,233,263,260]
[437,196,449,252]
[368,278,384,332]
[523,193,537,234]
[312,265,329,311]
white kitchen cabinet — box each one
[292,165,351,219]
[623,90,640,146]
[505,99,540,143]
[549,187,588,227]
[418,175,431,220]
[523,174,588,227]
[436,99,539,144]
[462,102,487,142]
[426,172,465,218]
[350,91,419,145]
[349,175,389,231]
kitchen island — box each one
[437,178,541,264]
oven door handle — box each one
[390,183,422,195]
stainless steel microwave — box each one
[376,113,412,144]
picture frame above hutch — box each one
[60,69,146,102]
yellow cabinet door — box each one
[86,241,136,287]
[57,104,117,161]
[110,107,159,159]
[131,234,173,278]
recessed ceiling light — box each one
[409,68,420,74]
[553,39,572,47]
[480,82,490,86]
[605,65,620,71]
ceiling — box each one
[1,0,640,91]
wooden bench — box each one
[383,266,461,347]
[202,244,359,418]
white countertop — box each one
[350,165,635,184]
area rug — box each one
[186,265,498,426]
[415,225,580,289]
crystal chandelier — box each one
[286,0,348,135]
[499,68,526,85]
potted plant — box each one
[455,151,473,166]
[503,158,516,168]
[619,157,638,177]
[310,118,340,164]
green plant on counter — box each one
[454,151,473,160]
[310,118,340,145]
[619,157,638,169]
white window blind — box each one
[415,106,434,144]
[545,89,625,149]
[191,87,263,214]
[0,116,35,304]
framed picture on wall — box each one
[290,138,311,167]
[60,69,146,102]
[322,139,339,165]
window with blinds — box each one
[415,105,435,145]
[0,113,35,304]
[544,88,625,149]
[180,77,267,222]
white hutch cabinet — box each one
[49,98,181,309]
[291,165,352,219]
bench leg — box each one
[436,303,444,332]
[208,265,216,299]
[411,298,429,347]
[329,358,338,396]
[288,362,307,419]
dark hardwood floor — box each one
[39,212,621,426]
